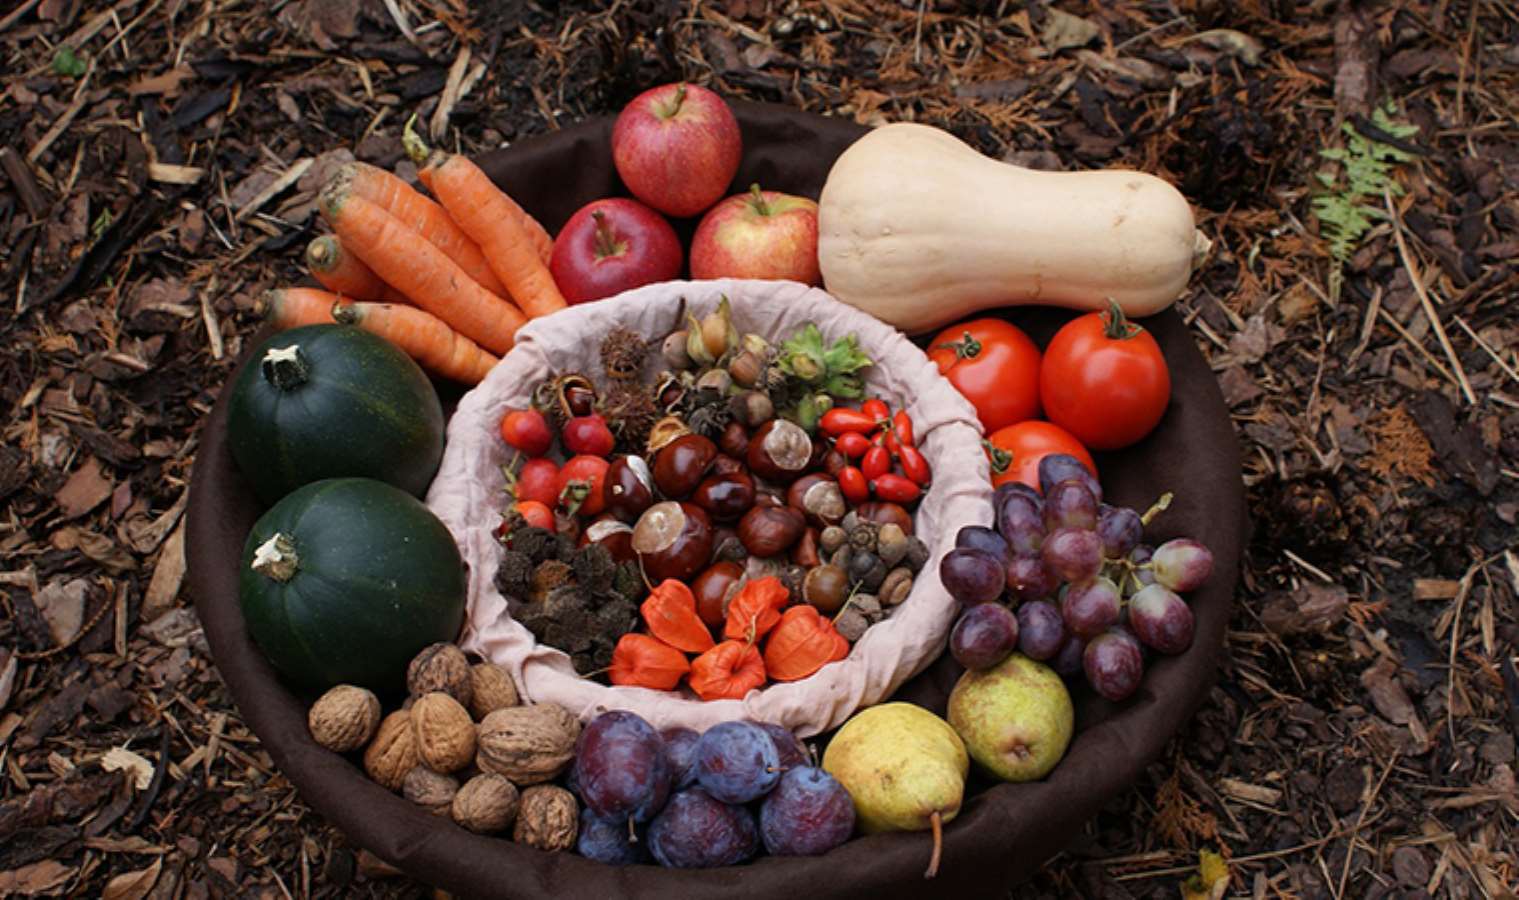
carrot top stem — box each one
[402,113,430,166]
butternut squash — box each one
[817,123,1208,334]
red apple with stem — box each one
[550,198,683,304]
[612,82,742,218]
[689,184,821,285]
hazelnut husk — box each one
[364,710,419,791]
[737,505,806,558]
[476,704,581,785]
[513,785,579,851]
[412,692,477,774]
[452,773,520,834]
[403,766,460,815]
[308,685,381,753]
[406,643,473,708]
[468,662,521,720]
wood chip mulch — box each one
[1,1,1515,897]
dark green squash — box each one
[238,477,467,694]
[227,324,445,507]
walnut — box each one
[411,692,476,774]
[307,685,381,753]
[476,704,580,785]
[513,785,578,851]
[451,773,519,834]
[363,710,418,791]
[467,662,520,720]
[402,766,459,815]
[407,643,473,707]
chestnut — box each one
[711,526,746,564]
[718,421,750,458]
[790,527,821,568]
[603,455,655,523]
[631,501,713,583]
[856,501,914,536]
[808,437,834,472]
[753,489,786,509]
[737,505,805,558]
[821,448,847,477]
[652,434,718,499]
[710,453,745,477]
[786,473,846,528]
[747,419,813,484]
[803,564,849,614]
[691,560,745,628]
[581,515,635,564]
[565,383,597,418]
[692,471,756,523]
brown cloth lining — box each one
[185,101,1246,899]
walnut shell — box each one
[467,662,520,720]
[411,692,476,774]
[402,766,459,815]
[407,643,473,707]
[476,704,580,785]
[451,773,520,834]
[307,685,381,753]
[363,710,418,791]
[513,785,578,852]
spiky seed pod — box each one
[600,327,651,385]
[600,385,659,455]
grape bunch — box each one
[940,454,1214,702]
[570,712,855,868]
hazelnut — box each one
[729,390,774,428]
[308,685,381,753]
[402,766,459,815]
[452,773,520,834]
[406,643,473,707]
[412,692,477,774]
[468,662,520,720]
[363,710,419,791]
[476,704,581,785]
[513,785,579,852]
[819,526,848,554]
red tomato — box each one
[556,455,610,517]
[515,457,560,507]
[1040,303,1171,451]
[983,420,1096,491]
[928,319,1041,433]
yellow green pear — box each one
[822,702,968,878]
[948,653,1073,782]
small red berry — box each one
[499,408,553,457]
[562,414,615,457]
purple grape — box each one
[955,524,1010,562]
[1095,505,1143,559]
[994,480,1042,510]
[1052,633,1087,679]
[950,603,1019,671]
[1005,554,1057,603]
[1042,480,1098,531]
[1016,600,1066,660]
[1083,630,1144,702]
[1060,577,1122,638]
[759,766,856,857]
[1151,539,1214,592]
[1127,544,1157,591]
[1038,453,1101,503]
[995,493,1044,556]
[660,727,701,788]
[576,810,650,865]
[1128,584,1195,654]
[938,547,1006,605]
[1041,527,1103,582]
[756,721,809,772]
[575,711,672,824]
[648,787,760,868]
[694,721,780,804]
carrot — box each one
[320,183,525,355]
[332,301,499,384]
[325,162,511,298]
[256,287,339,330]
[305,235,408,302]
[423,152,567,319]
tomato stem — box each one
[1103,298,1143,340]
[933,331,981,360]
[981,439,1012,475]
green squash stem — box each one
[252,532,300,582]
[261,345,310,391]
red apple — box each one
[549,198,683,304]
[689,185,821,285]
[611,82,742,218]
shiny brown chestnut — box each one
[753,489,786,509]
[580,515,635,564]
[691,471,756,523]
[746,419,812,484]
[653,434,718,499]
[787,473,846,528]
[856,501,914,536]
[631,501,714,583]
[710,454,745,477]
[821,448,847,477]
[565,384,597,418]
[737,505,806,558]
[718,421,750,458]
[691,560,745,629]
[790,527,821,568]
[603,455,655,523]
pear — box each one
[822,702,968,878]
[947,653,1073,783]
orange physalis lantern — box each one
[763,605,850,682]
[608,633,690,690]
[688,640,767,701]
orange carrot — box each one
[326,162,511,298]
[523,213,553,267]
[422,153,567,319]
[256,287,339,330]
[320,183,525,355]
[305,235,408,302]
[332,301,499,384]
